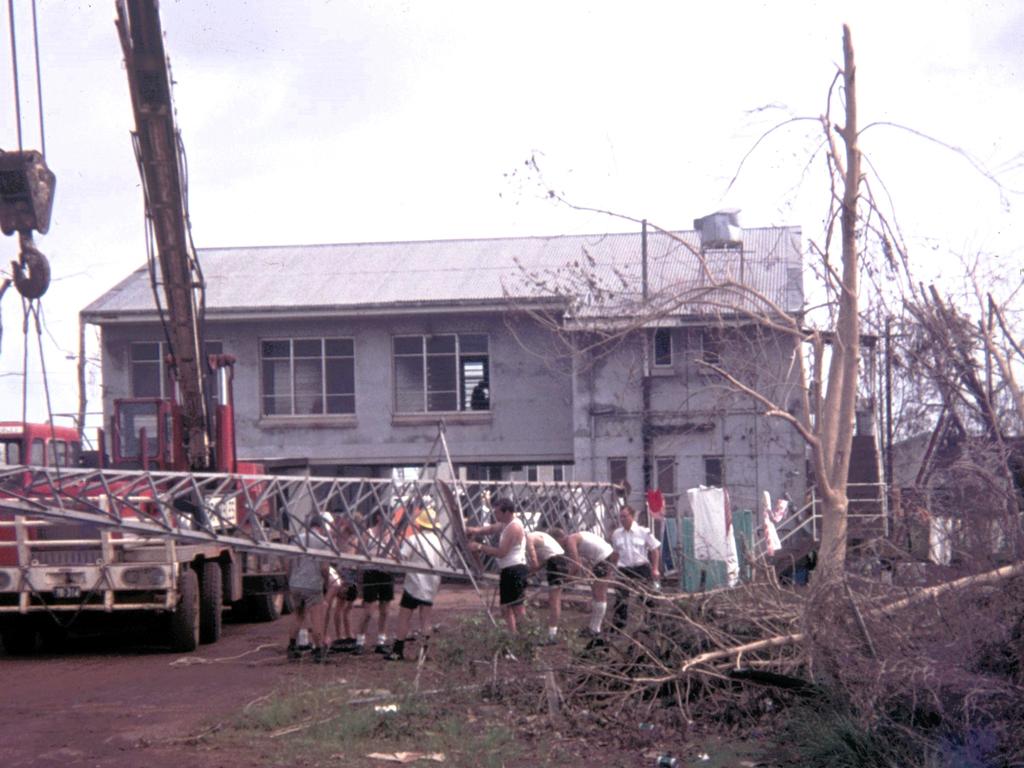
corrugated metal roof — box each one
[81,226,802,322]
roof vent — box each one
[693,209,742,250]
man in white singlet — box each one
[468,498,528,633]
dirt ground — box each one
[0,585,495,768]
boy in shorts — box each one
[286,514,330,661]
[385,509,443,661]
[526,529,568,644]
[354,509,394,654]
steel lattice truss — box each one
[0,466,621,579]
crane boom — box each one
[115,0,210,470]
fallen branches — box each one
[550,556,1024,765]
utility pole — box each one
[884,315,893,488]
[641,220,652,520]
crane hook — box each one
[12,233,50,300]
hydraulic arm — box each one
[115,0,210,469]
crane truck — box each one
[0,0,287,654]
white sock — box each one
[356,634,366,646]
[377,634,387,645]
[590,601,607,633]
[548,626,558,640]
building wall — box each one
[97,311,574,468]
[572,326,807,514]
[95,313,808,511]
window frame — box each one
[703,455,724,488]
[259,336,356,418]
[130,340,223,399]
[608,456,628,487]
[652,328,673,368]
[701,328,723,366]
[392,333,490,415]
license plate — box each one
[53,585,81,599]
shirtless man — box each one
[550,527,615,637]
[467,498,528,633]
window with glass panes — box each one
[130,341,223,399]
[393,334,489,413]
[704,455,724,487]
[653,328,673,367]
[260,338,355,416]
[609,457,628,487]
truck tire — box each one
[199,561,223,644]
[245,590,285,623]
[1,620,38,656]
[169,568,200,652]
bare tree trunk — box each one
[815,25,861,579]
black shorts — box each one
[499,564,529,606]
[618,563,652,582]
[546,555,570,586]
[591,558,613,579]
[337,583,358,602]
[400,591,433,610]
[361,569,395,603]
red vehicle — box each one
[0,419,287,654]
[0,0,287,656]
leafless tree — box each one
[507,27,878,578]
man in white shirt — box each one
[609,505,661,629]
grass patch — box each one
[431,612,551,671]
[765,701,919,768]
[213,678,526,768]
[205,615,600,766]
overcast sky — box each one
[1,0,1021,425]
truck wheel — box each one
[246,590,285,623]
[1,621,38,656]
[169,568,200,652]
[199,561,223,644]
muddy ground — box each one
[0,586,495,768]
[0,584,733,768]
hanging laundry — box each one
[688,486,740,586]
[646,489,665,518]
[761,491,781,555]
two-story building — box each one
[81,212,808,514]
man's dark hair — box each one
[493,497,515,514]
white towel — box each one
[689,486,731,561]
[761,491,781,555]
